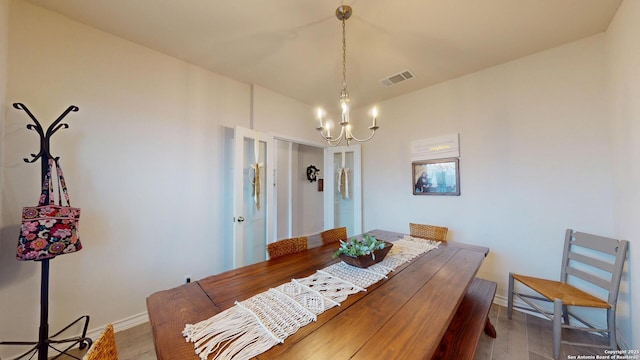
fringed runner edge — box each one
[183,304,280,360]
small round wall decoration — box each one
[306,165,320,182]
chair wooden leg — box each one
[484,317,497,338]
[553,299,562,360]
[607,308,617,349]
[507,272,514,319]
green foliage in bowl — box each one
[333,234,385,260]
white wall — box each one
[252,85,320,144]
[0,1,312,358]
[0,0,8,228]
[606,0,640,349]
[361,33,623,331]
[276,140,295,238]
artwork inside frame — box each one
[412,158,460,196]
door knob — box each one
[236,216,245,223]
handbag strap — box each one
[54,158,72,206]
[38,159,55,206]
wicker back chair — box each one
[84,323,118,360]
[320,227,347,245]
[508,229,629,360]
[267,236,308,260]
[409,223,448,242]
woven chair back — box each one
[84,323,118,360]
[267,237,308,259]
[409,223,448,242]
[320,227,347,245]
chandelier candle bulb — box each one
[316,108,324,130]
[371,108,378,128]
[341,102,348,125]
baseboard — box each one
[493,294,548,319]
[85,311,149,340]
[616,330,630,350]
[494,294,508,307]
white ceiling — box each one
[24,0,622,110]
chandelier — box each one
[315,5,379,147]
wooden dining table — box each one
[146,229,489,360]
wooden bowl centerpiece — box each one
[333,233,393,268]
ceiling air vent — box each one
[379,69,415,87]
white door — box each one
[323,145,362,237]
[233,126,275,268]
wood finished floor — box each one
[55,305,608,360]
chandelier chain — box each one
[342,16,347,90]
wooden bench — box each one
[431,277,497,360]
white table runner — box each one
[183,236,439,360]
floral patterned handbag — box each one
[16,159,82,261]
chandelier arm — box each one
[327,139,345,147]
[324,133,346,147]
[317,132,332,142]
[345,128,378,143]
[317,125,346,143]
[335,125,346,141]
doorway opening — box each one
[275,140,324,245]
[224,127,362,269]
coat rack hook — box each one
[14,103,78,163]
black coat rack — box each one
[0,103,91,359]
